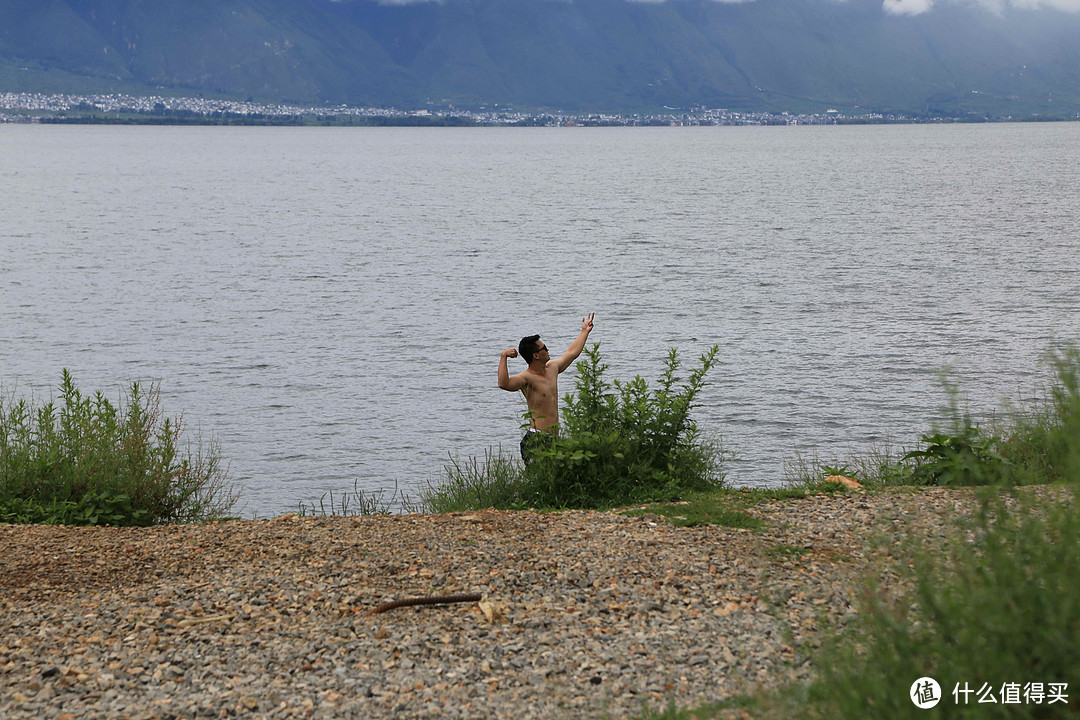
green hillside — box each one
[1,0,1079,116]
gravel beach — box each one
[1,488,974,719]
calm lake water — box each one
[2,123,1078,516]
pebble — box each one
[0,488,978,719]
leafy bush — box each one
[0,370,235,525]
[522,343,726,508]
[424,344,727,511]
[0,491,148,526]
[902,424,1010,486]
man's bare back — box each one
[498,313,595,437]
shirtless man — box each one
[498,312,595,461]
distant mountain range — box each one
[2,0,1079,116]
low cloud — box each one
[883,0,934,14]
[330,0,443,5]
[884,0,1080,14]
[1009,0,1080,10]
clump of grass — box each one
[739,485,812,501]
[993,345,1080,484]
[421,343,729,512]
[764,543,811,562]
[636,696,763,719]
[295,479,419,517]
[423,450,530,513]
[784,345,1080,491]
[0,370,235,525]
[624,493,764,529]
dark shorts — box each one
[520,429,554,462]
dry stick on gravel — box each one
[365,593,484,616]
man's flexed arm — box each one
[554,312,595,373]
[498,348,525,391]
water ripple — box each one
[2,123,1079,515]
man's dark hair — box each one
[519,335,542,364]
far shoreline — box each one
[4,91,1078,127]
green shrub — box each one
[521,344,725,508]
[903,424,1010,486]
[0,491,148,526]
[0,370,235,525]
[423,344,727,511]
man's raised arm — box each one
[554,312,595,373]
[498,348,525,391]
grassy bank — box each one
[632,345,1080,720]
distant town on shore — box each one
[4,92,1073,128]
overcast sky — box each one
[340,0,1080,15]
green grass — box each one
[634,695,764,719]
[294,479,418,517]
[422,450,535,513]
[623,493,764,529]
[796,482,1080,719]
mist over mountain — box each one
[2,0,1079,116]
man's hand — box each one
[556,312,595,373]
[502,348,518,359]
